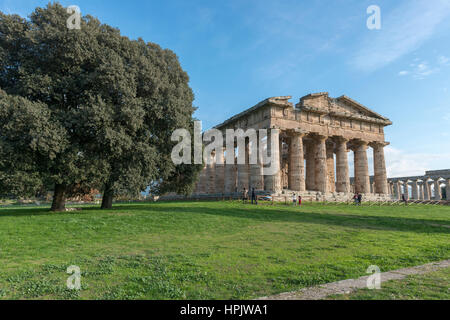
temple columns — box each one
[372,142,389,194]
[418,182,424,200]
[393,182,399,200]
[335,137,350,193]
[264,129,282,193]
[288,131,306,192]
[403,181,409,200]
[423,180,430,200]
[434,180,442,200]
[326,143,336,193]
[237,140,250,192]
[250,134,264,191]
[305,140,316,191]
[314,135,328,193]
[354,141,370,194]
[411,180,419,200]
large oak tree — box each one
[0,3,201,211]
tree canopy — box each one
[0,3,201,210]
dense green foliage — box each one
[0,202,448,299]
[0,3,200,210]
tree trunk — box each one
[101,183,114,209]
[51,184,67,212]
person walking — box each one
[251,188,257,205]
[242,188,248,204]
[353,194,359,205]
[298,195,302,206]
[292,193,297,206]
[357,193,363,206]
[402,194,408,205]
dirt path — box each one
[258,259,450,300]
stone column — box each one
[418,182,424,200]
[396,181,402,200]
[237,140,250,192]
[353,141,370,194]
[215,147,225,194]
[326,142,336,193]
[288,131,306,192]
[411,180,419,200]
[305,140,316,191]
[206,151,216,194]
[434,180,442,200]
[446,179,450,200]
[250,134,264,191]
[335,137,350,193]
[423,180,430,200]
[314,135,328,193]
[393,182,399,200]
[372,142,389,194]
[403,181,409,200]
[264,128,282,193]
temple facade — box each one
[194,93,393,200]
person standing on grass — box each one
[242,188,248,204]
[402,194,408,205]
[251,188,257,205]
[358,193,363,206]
[353,193,359,205]
[298,195,302,206]
[292,193,297,206]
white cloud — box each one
[353,0,450,72]
[438,55,450,66]
[443,113,450,122]
[398,58,445,79]
[385,146,450,177]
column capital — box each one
[287,128,307,137]
[312,133,328,142]
[353,139,369,147]
[333,136,349,144]
[369,141,390,148]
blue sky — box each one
[1,0,450,177]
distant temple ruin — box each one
[387,170,450,201]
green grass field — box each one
[0,201,449,300]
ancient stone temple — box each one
[194,93,393,200]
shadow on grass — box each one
[115,203,450,235]
[0,202,449,235]
[0,206,97,217]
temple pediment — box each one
[297,92,392,126]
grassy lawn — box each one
[328,266,450,300]
[0,201,449,300]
